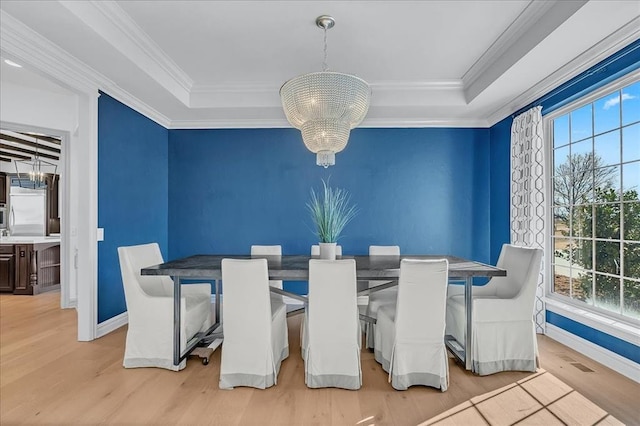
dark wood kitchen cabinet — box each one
[13,244,32,295]
[0,245,15,292]
[0,242,60,295]
[0,172,6,205]
[45,174,60,234]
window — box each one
[549,77,640,321]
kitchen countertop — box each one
[0,236,61,244]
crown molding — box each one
[1,10,100,95]
[59,0,192,106]
[167,115,488,130]
[463,0,588,103]
[0,9,172,128]
[462,0,555,87]
[486,16,640,126]
[189,80,466,109]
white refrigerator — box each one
[9,187,46,236]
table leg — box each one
[465,276,472,370]
[173,275,182,367]
[215,279,221,324]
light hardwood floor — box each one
[1,292,638,425]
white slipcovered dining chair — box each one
[302,259,361,389]
[310,244,342,257]
[445,244,543,376]
[374,259,449,391]
[117,243,212,371]
[251,245,283,290]
[365,245,401,349]
[219,258,289,389]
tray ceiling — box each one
[1,1,639,128]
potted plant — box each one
[306,179,358,259]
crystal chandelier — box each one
[14,137,57,188]
[280,15,371,168]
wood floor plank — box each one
[1,292,638,425]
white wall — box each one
[0,80,78,304]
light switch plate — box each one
[97,228,104,241]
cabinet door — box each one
[13,244,33,295]
[46,174,60,235]
[0,254,14,292]
[0,173,6,205]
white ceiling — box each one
[1,1,639,128]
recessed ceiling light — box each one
[4,59,23,68]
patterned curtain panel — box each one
[510,106,545,334]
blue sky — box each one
[554,80,640,194]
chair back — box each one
[369,245,400,256]
[307,259,360,378]
[369,245,400,286]
[118,243,174,301]
[395,259,449,342]
[221,258,274,365]
[251,245,283,289]
[494,244,543,303]
[311,245,342,256]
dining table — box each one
[141,254,506,370]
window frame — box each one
[543,69,640,327]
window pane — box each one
[553,207,569,234]
[623,242,639,279]
[595,91,621,135]
[571,104,593,142]
[595,203,620,240]
[622,81,640,126]
[554,114,570,147]
[622,122,640,163]
[594,166,620,200]
[623,279,640,320]
[595,241,620,276]
[553,146,570,176]
[573,238,592,270]
[553,266,571,297]
[554,237,571,261]
[573,270,592,303]
[572,138,592,157]
[595,273,621,314]
[594,130,620,166]
[624,202,640,241]
[622,161,639,194]
[573,205,592,238]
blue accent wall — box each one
[546,312,640,364]
[97,93,169,323]
[168,127,490,294]
[488,116,513,265]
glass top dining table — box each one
[141,254,506,370]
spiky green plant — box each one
[306,179,358,243]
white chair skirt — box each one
[123,285,212,371]
[374,305,448,391]
[301,313,362,390]
[446,295,537,376]
[219,296,289,389]
[365,288,396,348]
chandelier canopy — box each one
[280,15,370,168]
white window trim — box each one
[543,69,640,342]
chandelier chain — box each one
[323,26,328,71]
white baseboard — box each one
[545,323,640,383]
[96,311,128,338]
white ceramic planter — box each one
[319,242,337,260]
